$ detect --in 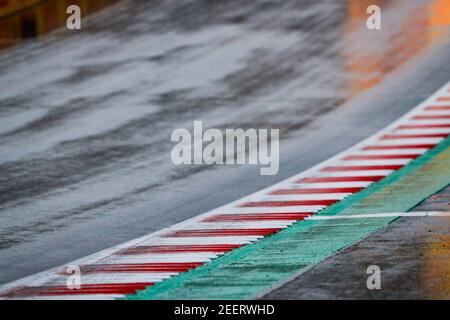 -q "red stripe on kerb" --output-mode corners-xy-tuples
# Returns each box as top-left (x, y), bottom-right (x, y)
(437, 97), (450, 102)
(412, 115), (450, 120)
(343, 154), (419, 160)
(363, 144), (435, 150)
(270, 187), (363, 194)
(77, 262), (204, 274)
(239, 200), (337, 207)
(204, 213), (311, 222)
(398, 124), (450, 129)
(381, 133), (448, 139)
(297, 176), (384, 183)
(321, 165), (402, 171)
(117, 244), (241, 255)
(425, 105), (450, 111)
(163, 228), (281, 237)
(1, 283), (153, 297)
